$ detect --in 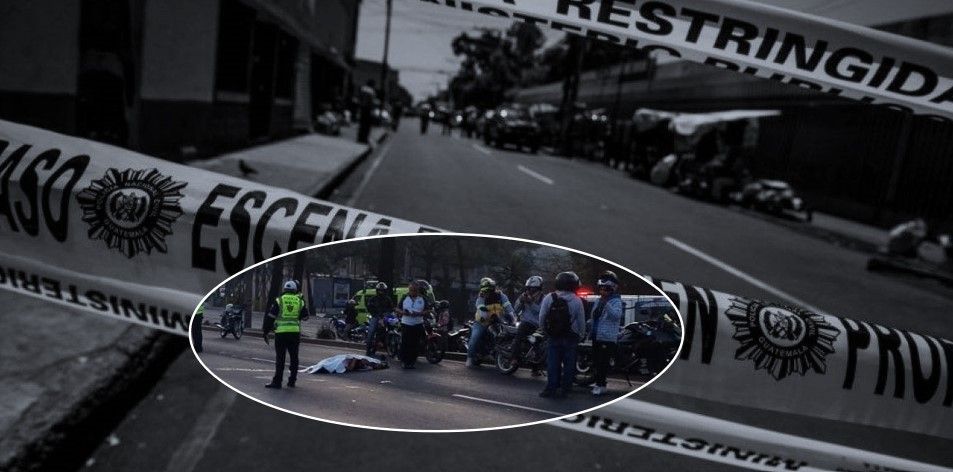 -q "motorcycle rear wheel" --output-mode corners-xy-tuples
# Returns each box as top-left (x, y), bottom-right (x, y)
(426, 342), (443, 364)
(233, 327), (243, 340)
